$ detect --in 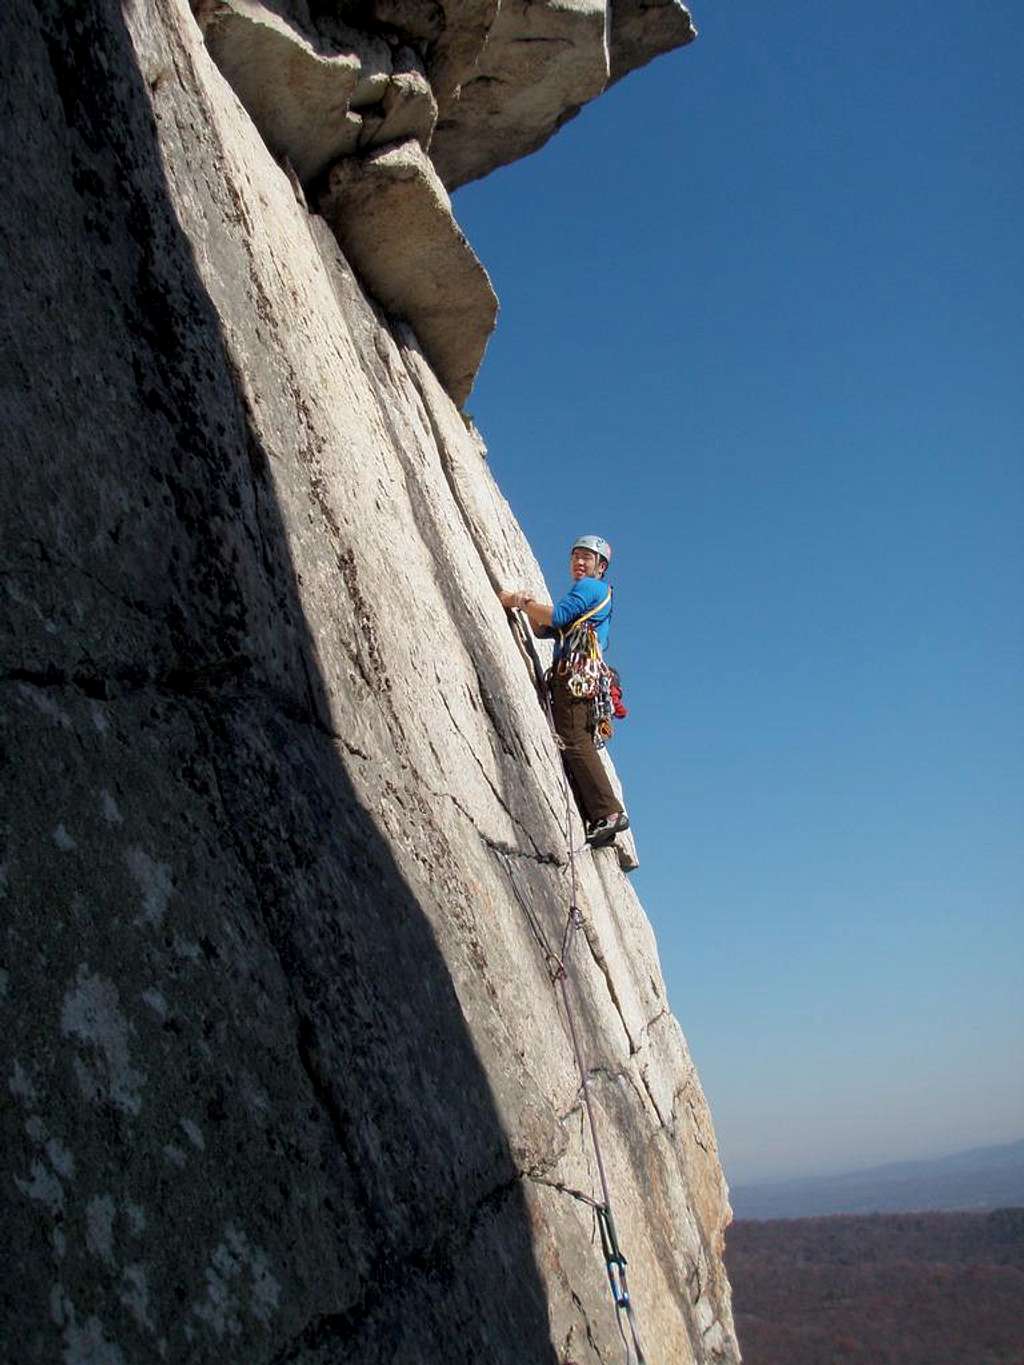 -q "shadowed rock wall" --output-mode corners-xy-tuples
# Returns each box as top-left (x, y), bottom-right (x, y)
(0, 1), (736, 1361)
